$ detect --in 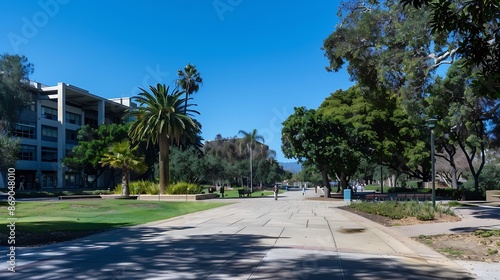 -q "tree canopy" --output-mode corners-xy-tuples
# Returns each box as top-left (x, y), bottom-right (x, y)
(400, 0), (500, 99)
(126, 84), (201, 194)
(0, 53), (34, 127)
